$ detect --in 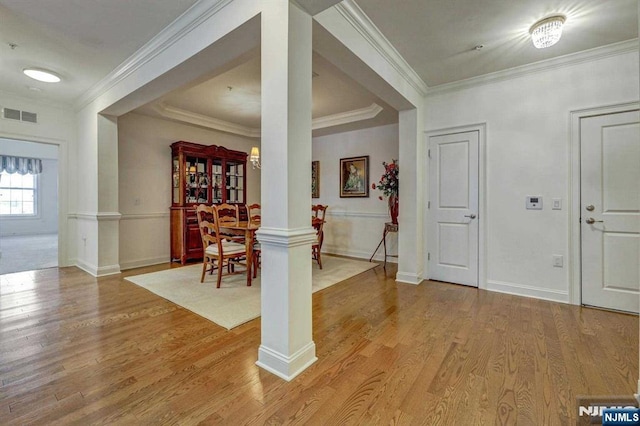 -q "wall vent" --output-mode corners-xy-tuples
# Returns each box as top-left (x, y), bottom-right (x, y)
(2, 108), (38, 123)
(21, 111), (38, 123)
(3, 108), (20, 121)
